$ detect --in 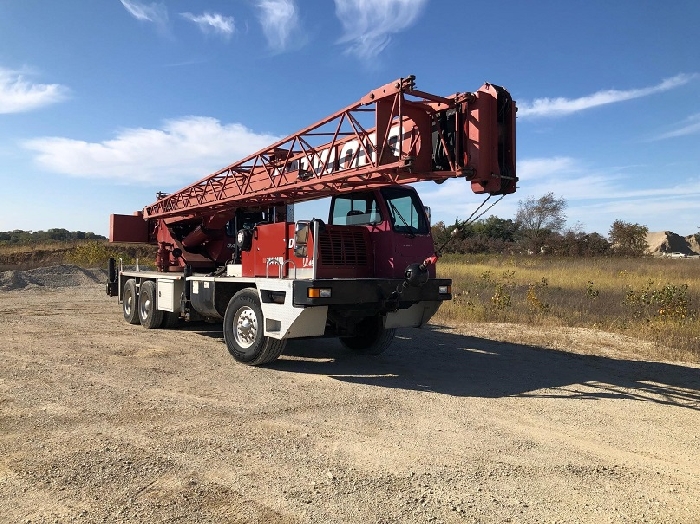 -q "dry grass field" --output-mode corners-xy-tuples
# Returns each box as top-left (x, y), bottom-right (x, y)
(435, 255), (700, 363)
(2, 241), (698, 363)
